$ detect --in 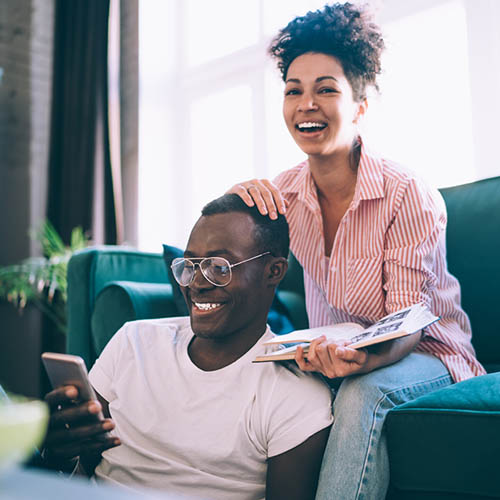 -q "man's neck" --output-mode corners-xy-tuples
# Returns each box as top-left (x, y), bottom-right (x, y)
(188, 325), (267, 371)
